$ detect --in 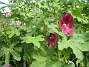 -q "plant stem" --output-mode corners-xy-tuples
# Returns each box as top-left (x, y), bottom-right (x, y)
(54, 9), (58, 26)
(74, 0), (77, 9)
(23, 60), (26, 67)
(2, 21), (9, 45)
(42, 8), (46, 37)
